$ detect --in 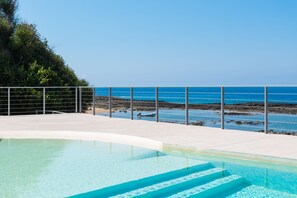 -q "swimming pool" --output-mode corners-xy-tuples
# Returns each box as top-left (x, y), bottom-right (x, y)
(0, 139), (296, 197)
